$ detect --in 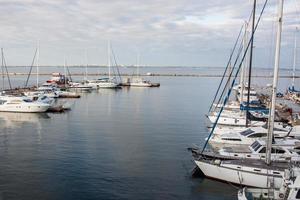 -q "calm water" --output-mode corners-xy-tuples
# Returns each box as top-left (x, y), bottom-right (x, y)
(0, 75), (241, 200)
(0, 66), (298, 200)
